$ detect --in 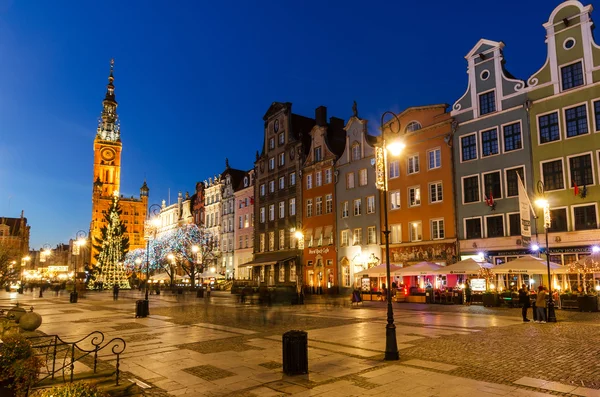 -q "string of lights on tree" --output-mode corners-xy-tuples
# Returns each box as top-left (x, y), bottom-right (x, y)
(91, 194), (130, 290)
(123, 224), (218, 274)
